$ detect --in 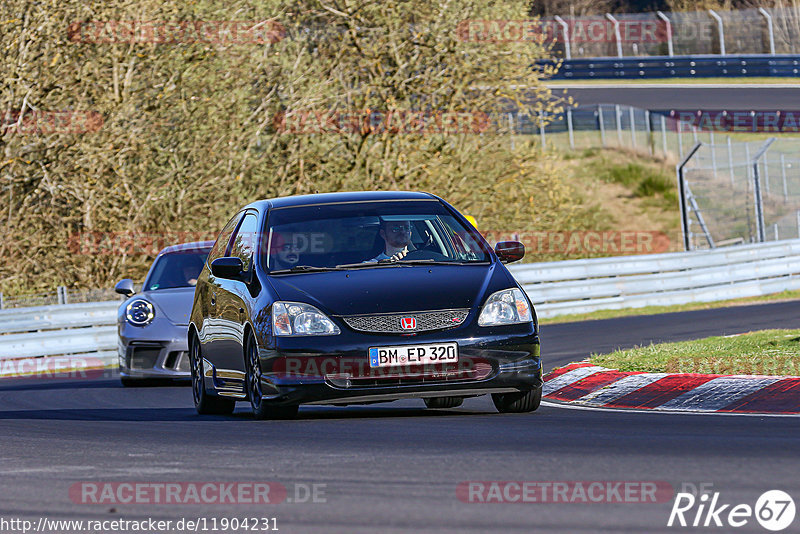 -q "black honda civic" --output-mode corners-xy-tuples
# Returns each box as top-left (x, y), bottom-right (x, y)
(189, 191), (542, 419)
